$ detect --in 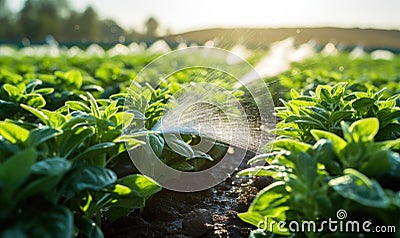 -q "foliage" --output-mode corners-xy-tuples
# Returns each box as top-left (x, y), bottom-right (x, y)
(0, 0), (156, 42)
(276, 83), (400, 143)
(267, 53), (400, 104)
(240, 52), (400, 238)
(1, 46), (400, 238)
(0, 52), (164, 237)
(239, 118), (400, 237)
